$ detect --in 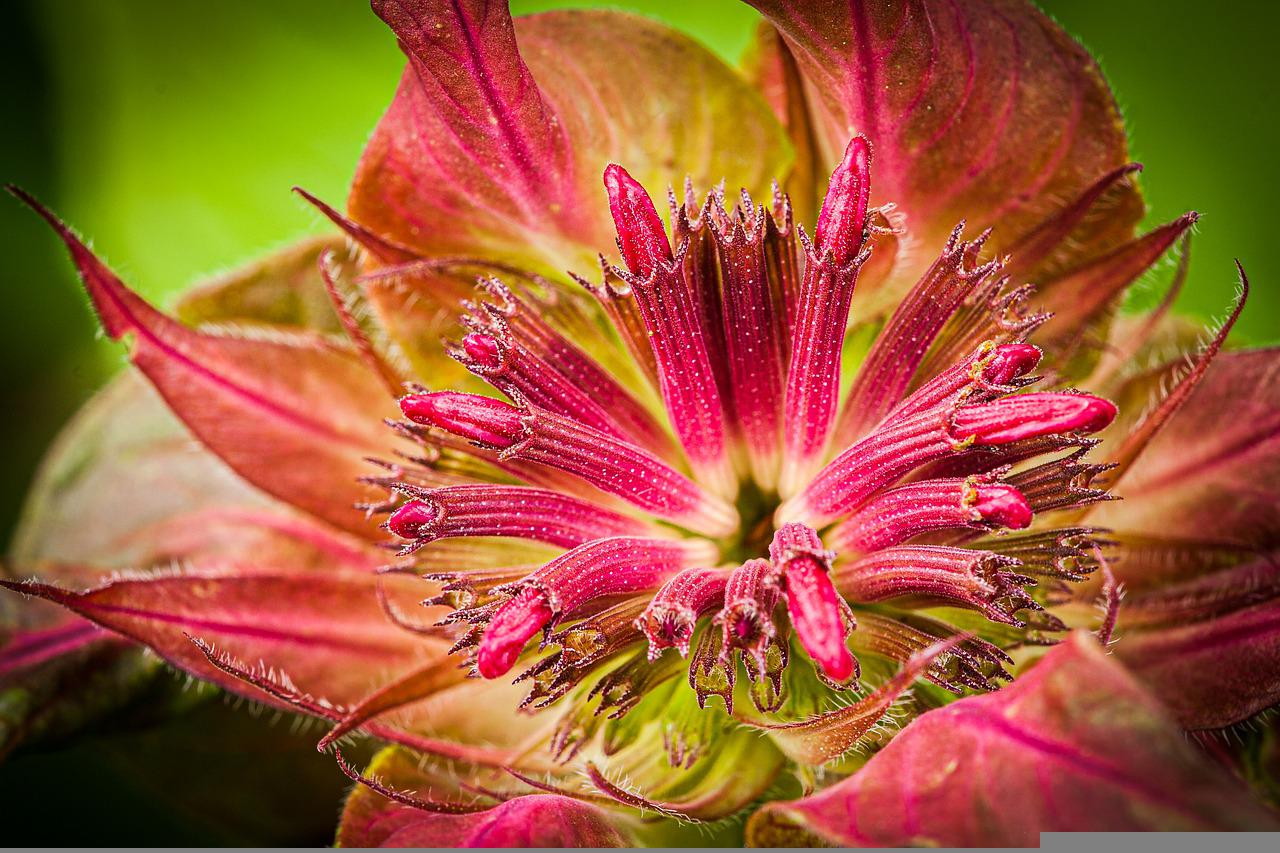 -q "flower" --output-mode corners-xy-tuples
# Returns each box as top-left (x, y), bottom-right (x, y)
(4, 0), (1279, 846)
